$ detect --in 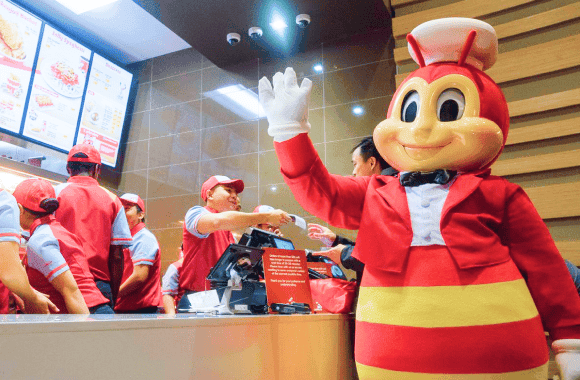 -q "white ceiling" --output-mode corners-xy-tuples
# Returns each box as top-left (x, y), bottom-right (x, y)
(14, 0), (191, 64)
